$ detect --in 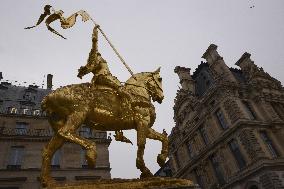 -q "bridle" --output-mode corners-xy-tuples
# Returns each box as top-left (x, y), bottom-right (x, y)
(122, 72), (163, 97)
(150, 73), (163, 92)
